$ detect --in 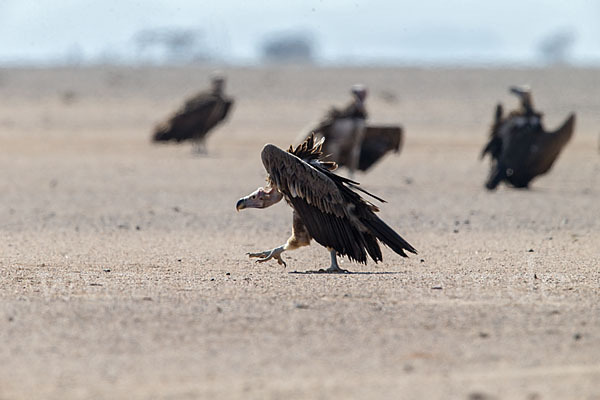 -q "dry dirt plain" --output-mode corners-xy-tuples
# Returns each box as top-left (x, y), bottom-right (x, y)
(0, 66), (599, 399)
